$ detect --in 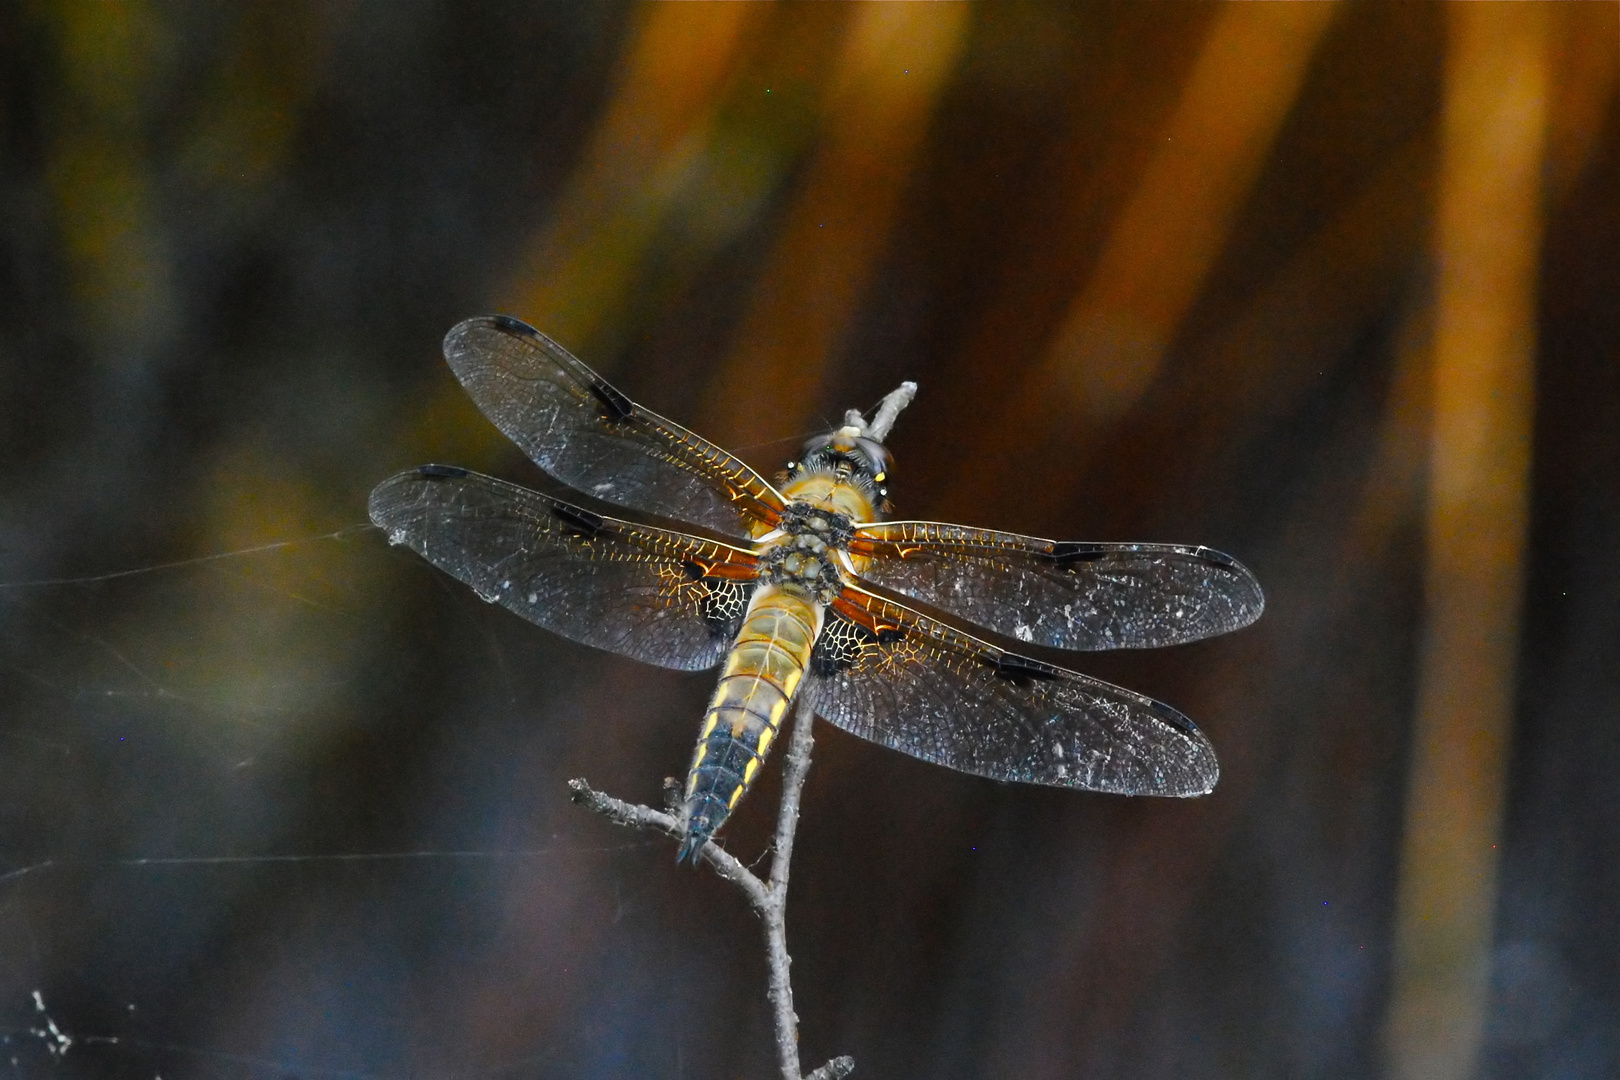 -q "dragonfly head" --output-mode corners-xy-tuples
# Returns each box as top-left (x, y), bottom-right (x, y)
(786, 424), (892, 501)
